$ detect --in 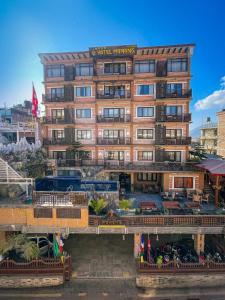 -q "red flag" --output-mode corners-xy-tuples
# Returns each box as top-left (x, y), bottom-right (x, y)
(32, 84), (38, 118)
